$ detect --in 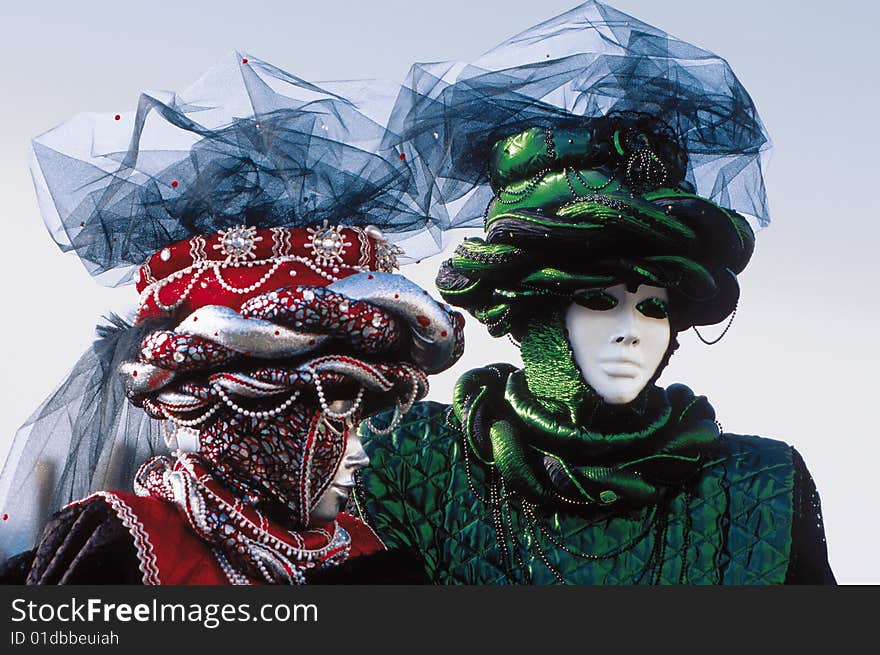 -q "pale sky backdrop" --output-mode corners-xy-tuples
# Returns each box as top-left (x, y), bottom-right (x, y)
(0, 0), (876, 583)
